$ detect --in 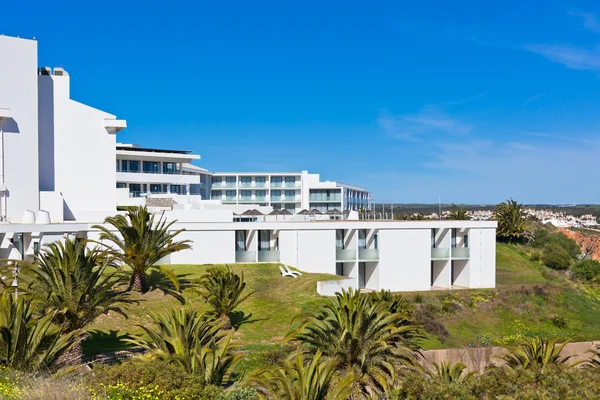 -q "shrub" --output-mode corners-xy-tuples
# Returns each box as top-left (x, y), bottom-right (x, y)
(551, 316), (567, 329)
(414, 303), (449, 343)
(541, 245), (572, 270)
(223, 386), (258, 400)
(92, 361), (224, 400)
(533, 229), (581, 259)
(571, 259), (600, 281)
